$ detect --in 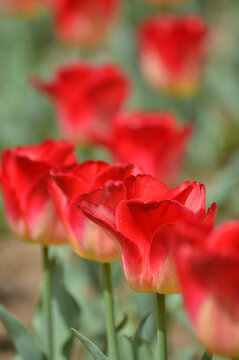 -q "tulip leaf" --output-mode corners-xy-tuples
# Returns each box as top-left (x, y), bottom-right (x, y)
(134, 312), (152, 346)
(34, 252), (81, 360)
(71, 328), (108, 360)
(202, 352), (213, 360)
(116, 313), (128, 333)
(0, 304), (45, 360)
(124, 313), (153, 360)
